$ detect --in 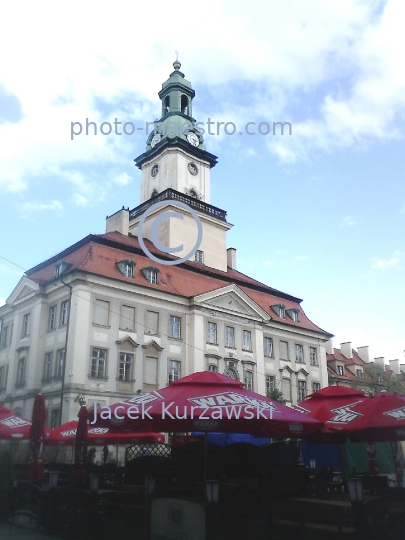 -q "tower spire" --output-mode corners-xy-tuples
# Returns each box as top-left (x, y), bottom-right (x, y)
(173, 50), (181, 71)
